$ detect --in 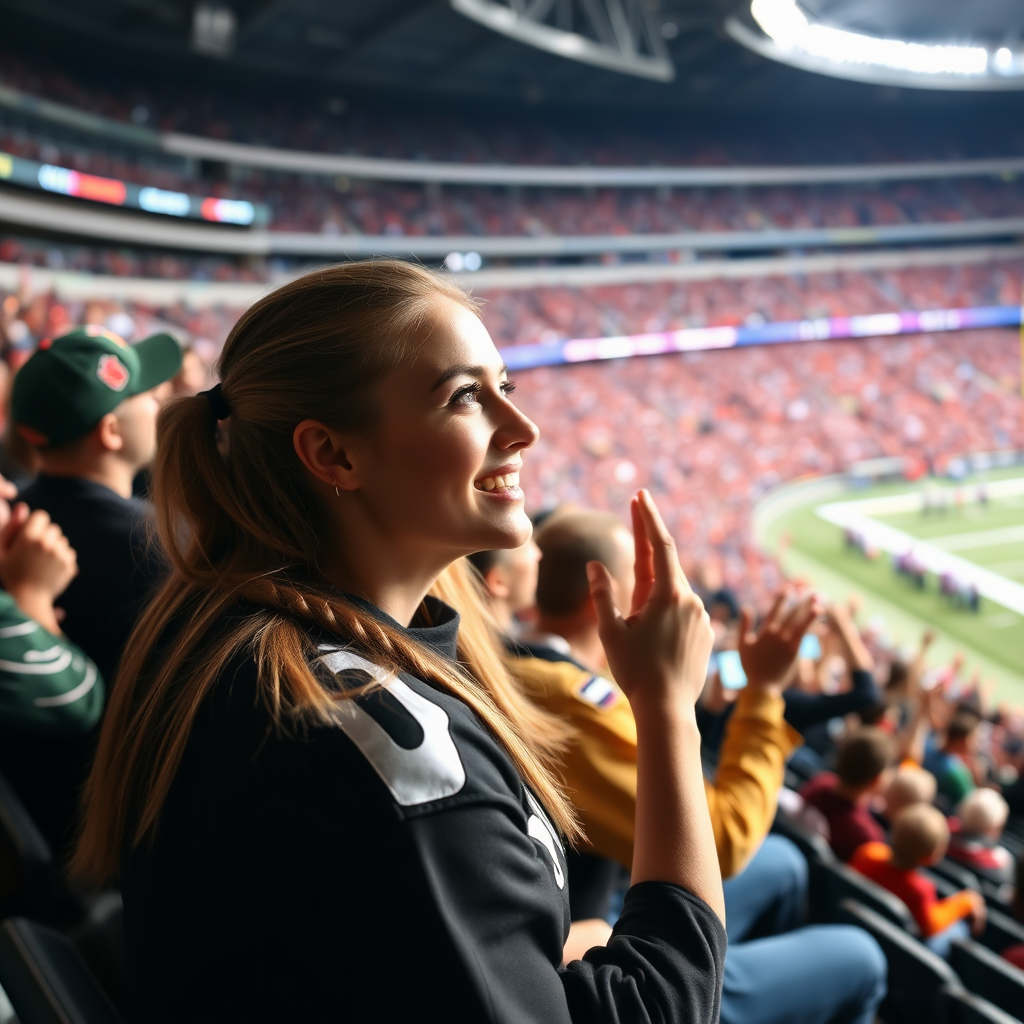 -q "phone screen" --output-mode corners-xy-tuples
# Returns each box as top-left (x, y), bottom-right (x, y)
(717, 650), (748, 690)
(799, 633), (822, 662)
